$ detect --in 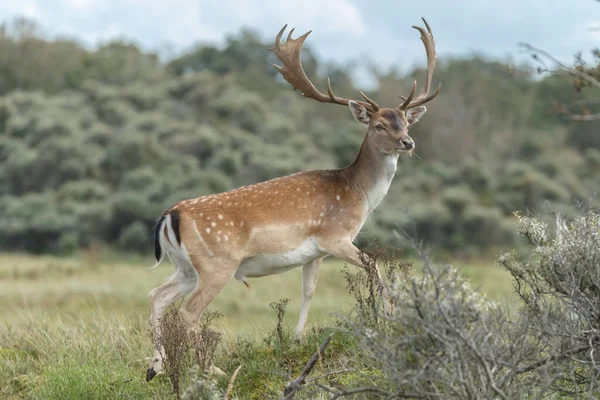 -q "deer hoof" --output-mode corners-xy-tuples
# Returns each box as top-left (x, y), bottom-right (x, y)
(146, 367), (157, 382)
